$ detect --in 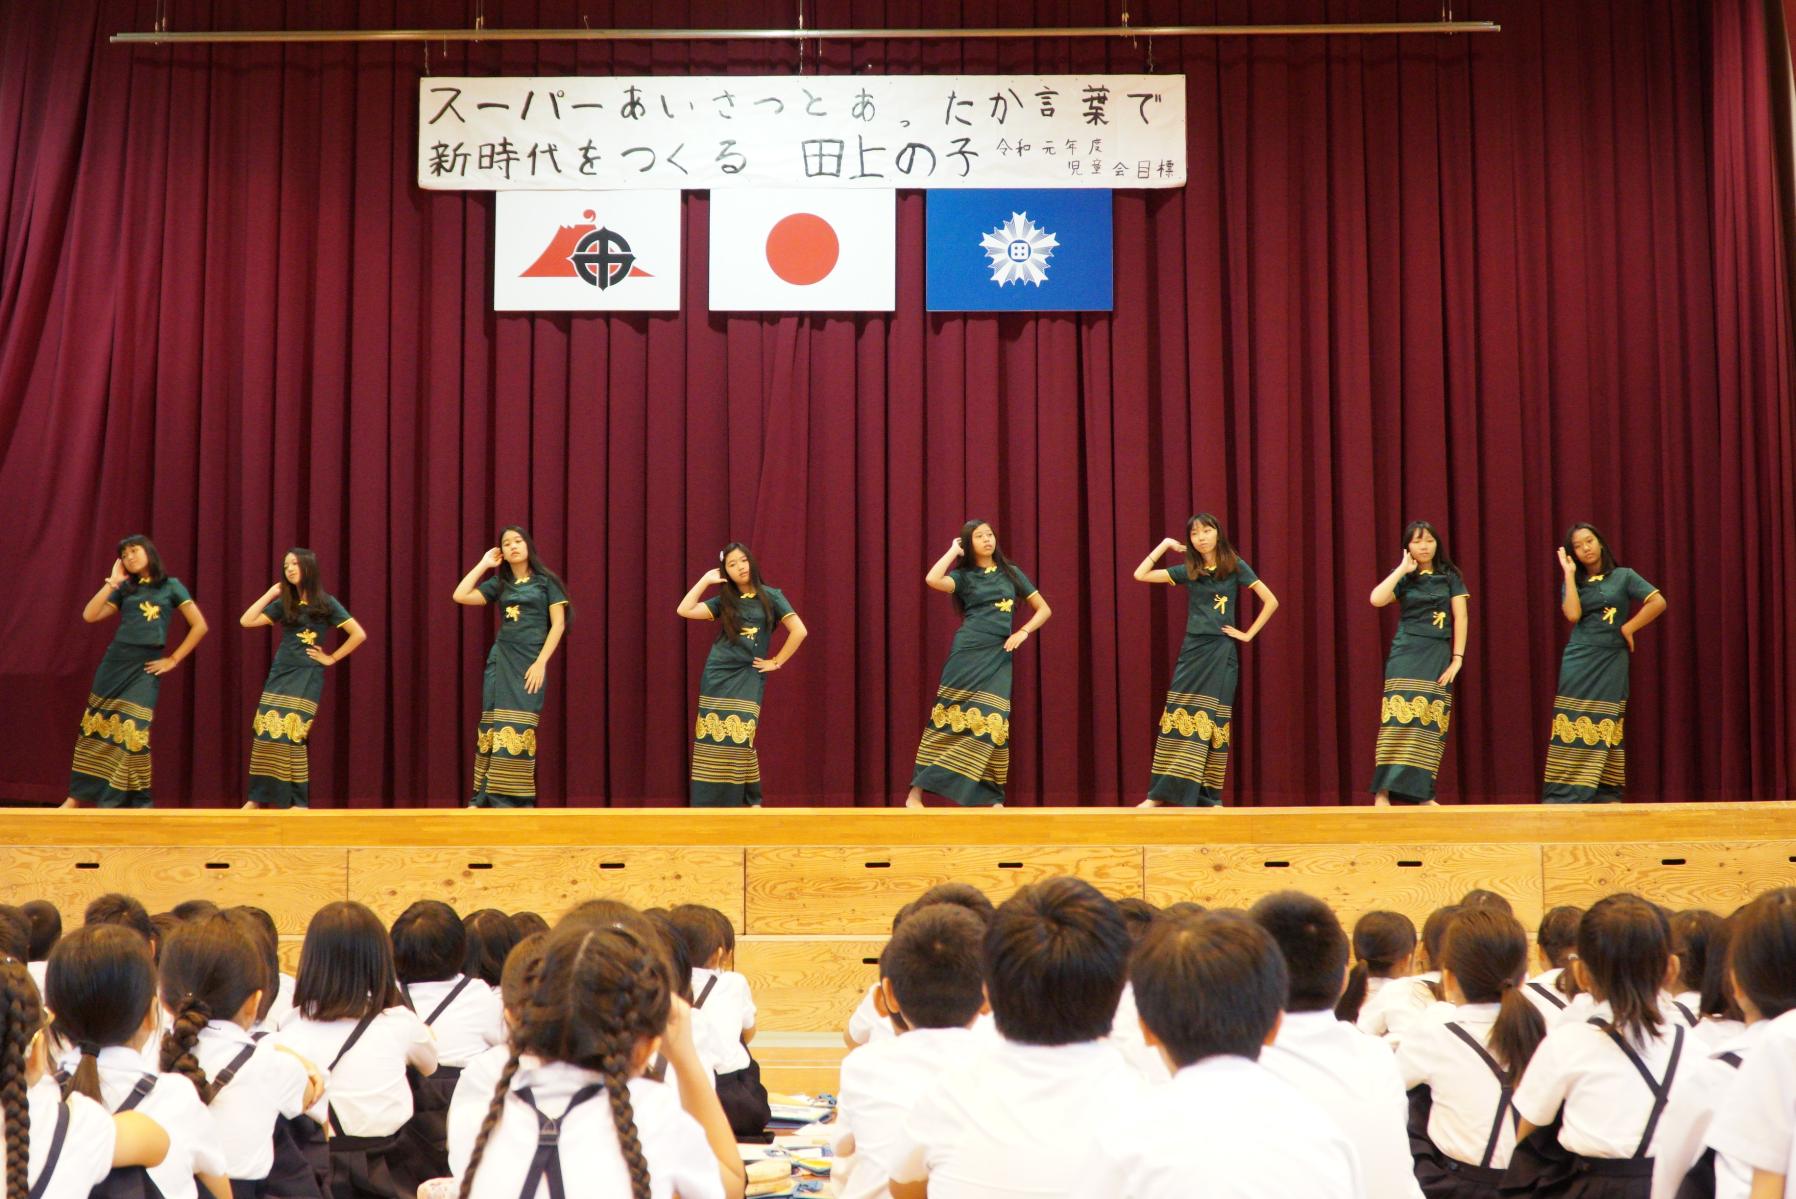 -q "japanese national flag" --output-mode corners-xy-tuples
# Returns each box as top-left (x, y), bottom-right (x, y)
(707, 189), (896, 312)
